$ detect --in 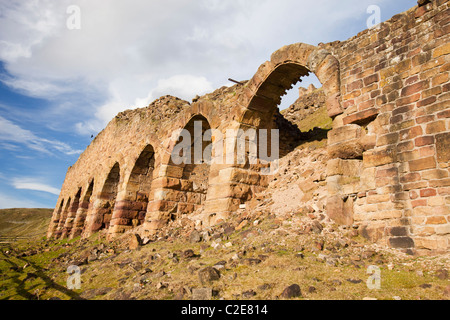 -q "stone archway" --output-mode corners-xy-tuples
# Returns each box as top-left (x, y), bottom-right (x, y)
(144, 114), (214, 234)
(109, 145), (156, 236)
(61, 187), (82, 238)
(86, 163), (121, 235)
(167, 114), (212, 217)
(203, 43), (342, 218)
(240, 43), (341, 127)
(47, 199), (64, 238)
(54, 198), (71, 239)
(70, 179), (94, 239)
